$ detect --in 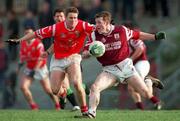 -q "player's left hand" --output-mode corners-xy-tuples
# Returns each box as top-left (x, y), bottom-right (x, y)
(40, 52), (48, 58)
(155, 31), (166, 40)
(5, 39), (20, 44)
